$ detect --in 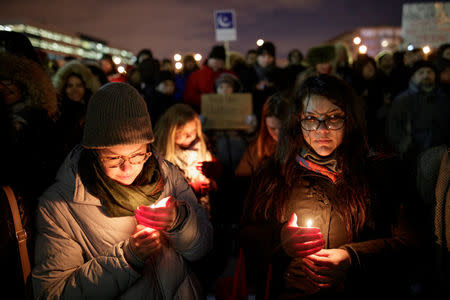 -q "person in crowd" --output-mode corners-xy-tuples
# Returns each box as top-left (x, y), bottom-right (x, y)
(351, 55), (390, 151)
(295, 44), (336, 90)
(87, 64), (109, 86)
(390, 48), (424, 98)
(100, 54), (126, 82)
(235, 92), (290, 178)
(284, 49), (306, 92)
(249, 41), (287, 121)
(334, 43), (353, 85)
(240, 74), (420, 299)
(52, 60), (101, 159)
(246, 49), (258, 66)
(0, 31), (59, 299)
(153, 103), (217, 216)
(174, 55), (199, 102)
(160, 58), (174, 73)
(415, 144), (449, 297)
(31, 82), (213, 299)
(146, 70), (176, 125)
(434, 43), (450, 94)
(183, 45), (234, 113)
(386, 60), (450, 164)
(375, 50), (395, 78)
(128, 48), (160, 92)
